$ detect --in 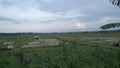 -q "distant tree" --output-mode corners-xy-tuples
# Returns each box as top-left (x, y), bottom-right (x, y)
(110, 0), (120, 7)
(100, 23), (120, 30)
